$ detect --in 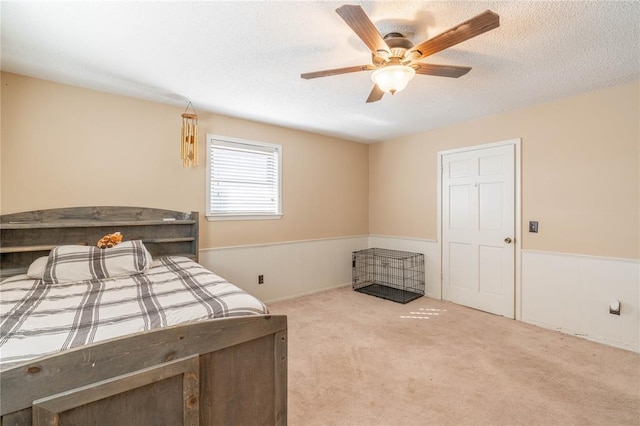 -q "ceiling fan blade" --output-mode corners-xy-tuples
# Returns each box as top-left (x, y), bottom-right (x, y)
(408, 10), (499, 61)
(366, 85), (384, 103)
(336, 5), (390, 57)
(414, 63), (472, 78)
(301, 65), (373, 80)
